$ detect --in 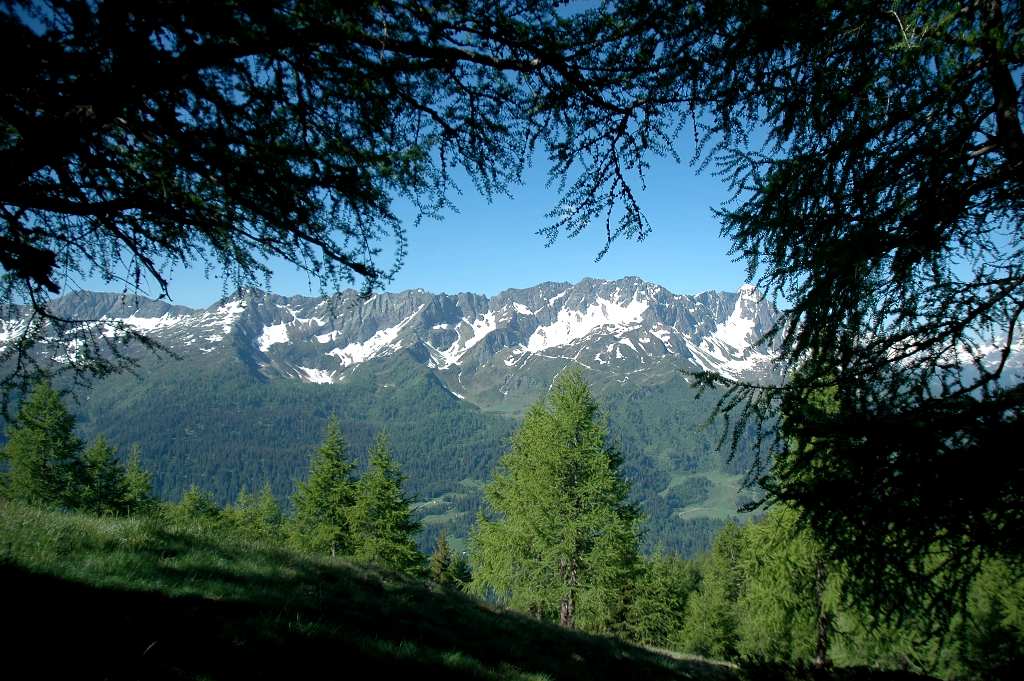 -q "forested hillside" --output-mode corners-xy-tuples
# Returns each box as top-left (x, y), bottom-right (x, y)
(58, 346), (751, 556)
